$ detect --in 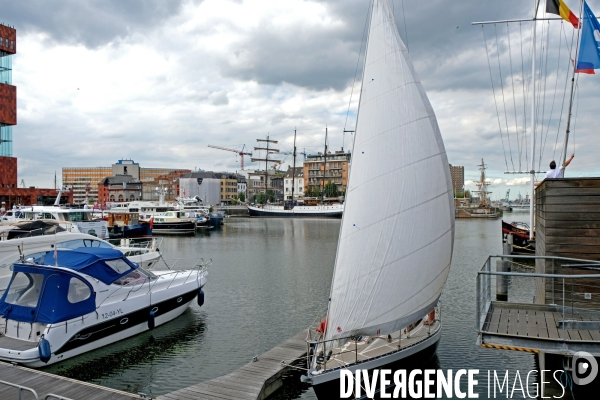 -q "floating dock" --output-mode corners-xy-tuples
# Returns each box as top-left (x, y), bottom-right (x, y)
(158, 329), (308, 400)
(0, 360), (139, 399)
